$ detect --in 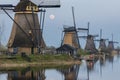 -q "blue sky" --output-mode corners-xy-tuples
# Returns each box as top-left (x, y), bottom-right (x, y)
(0, 0), (120, 48)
